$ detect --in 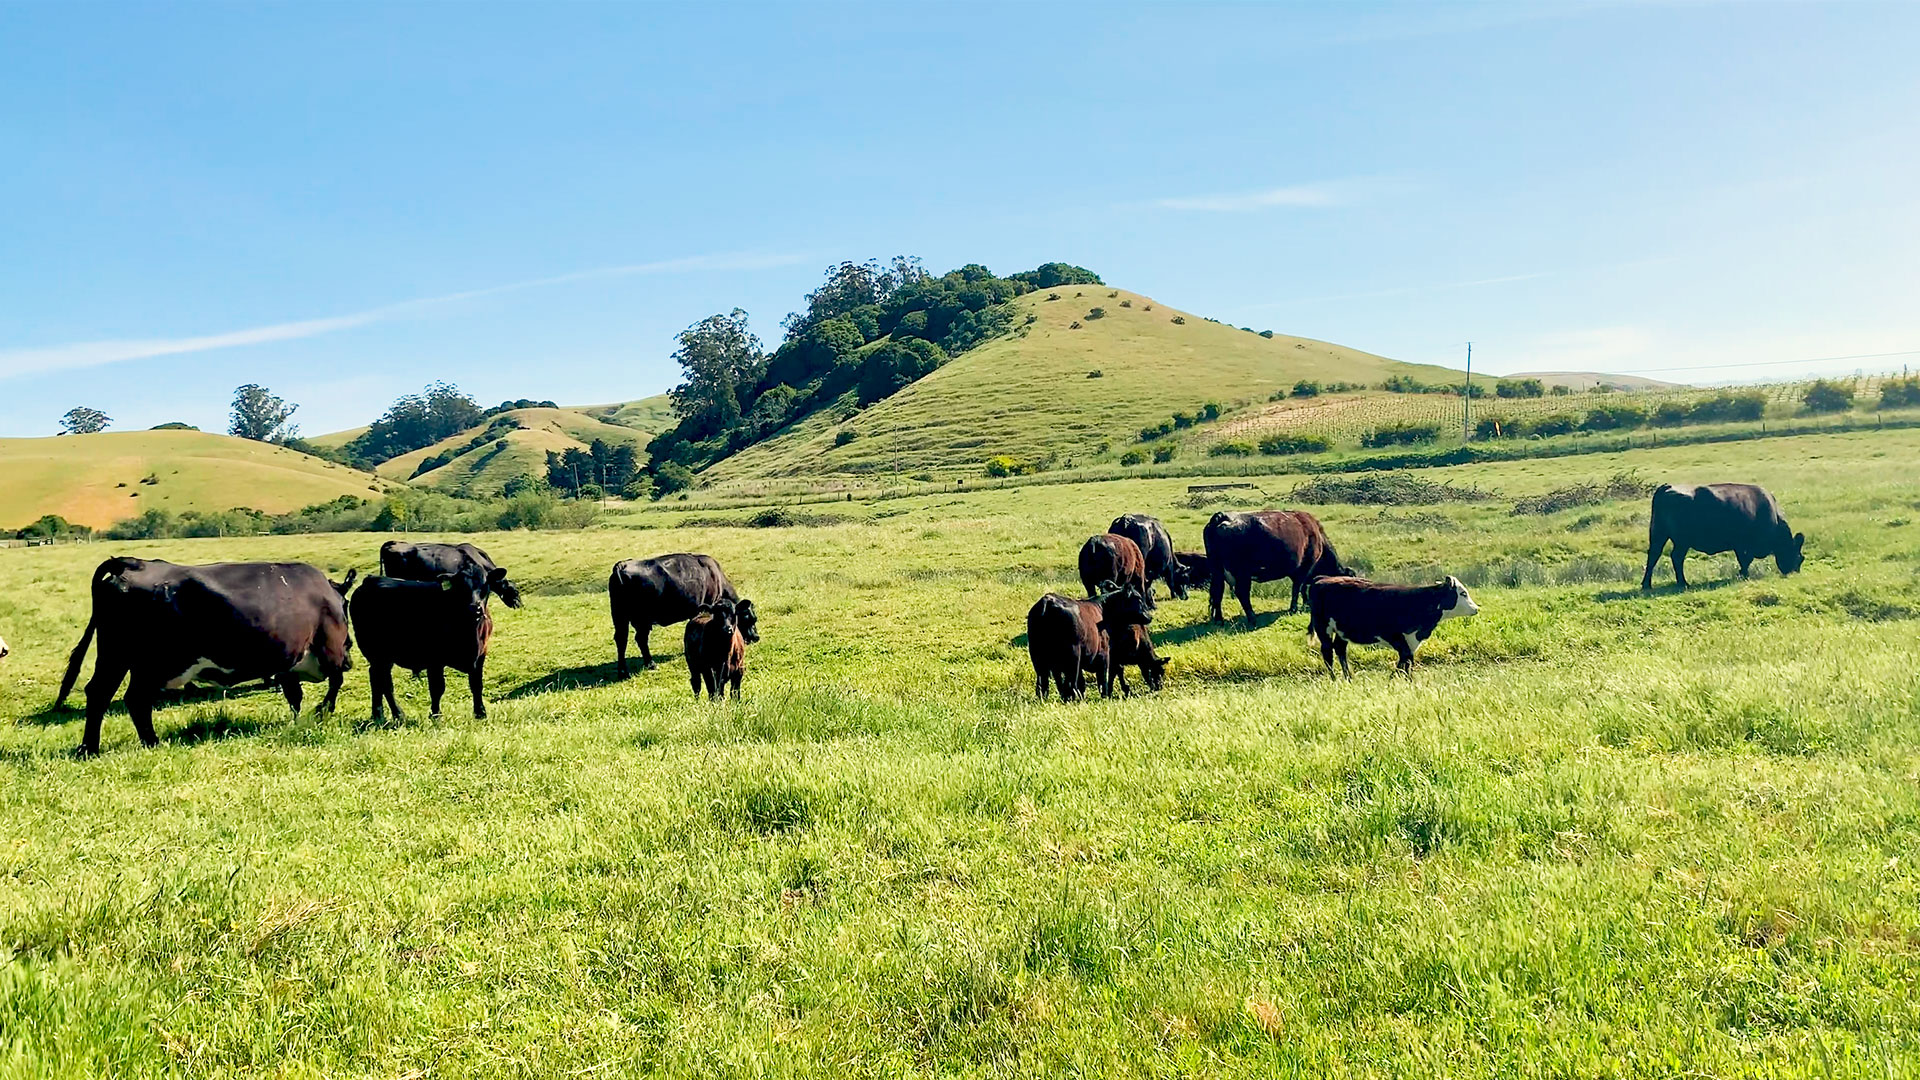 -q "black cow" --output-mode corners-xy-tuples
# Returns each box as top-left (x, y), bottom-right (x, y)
(609, 553), (758, 676)
(1026, 583), (1154, 702)
(684, 598), (748, 701)
(1170, 551), (1212, 596)
(380, 541), (523, 609)
(1642, 482), (1805, 591)
(1108, 514), (1184, 599)
(1307, 575), (1480, 679)
(56, 559), (356, 755)
(1110, 620), (1167, 695)
(1078, 534), (1154, 601)
(350, 566), (493, 722)
(1203, 510), (1351, 627)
